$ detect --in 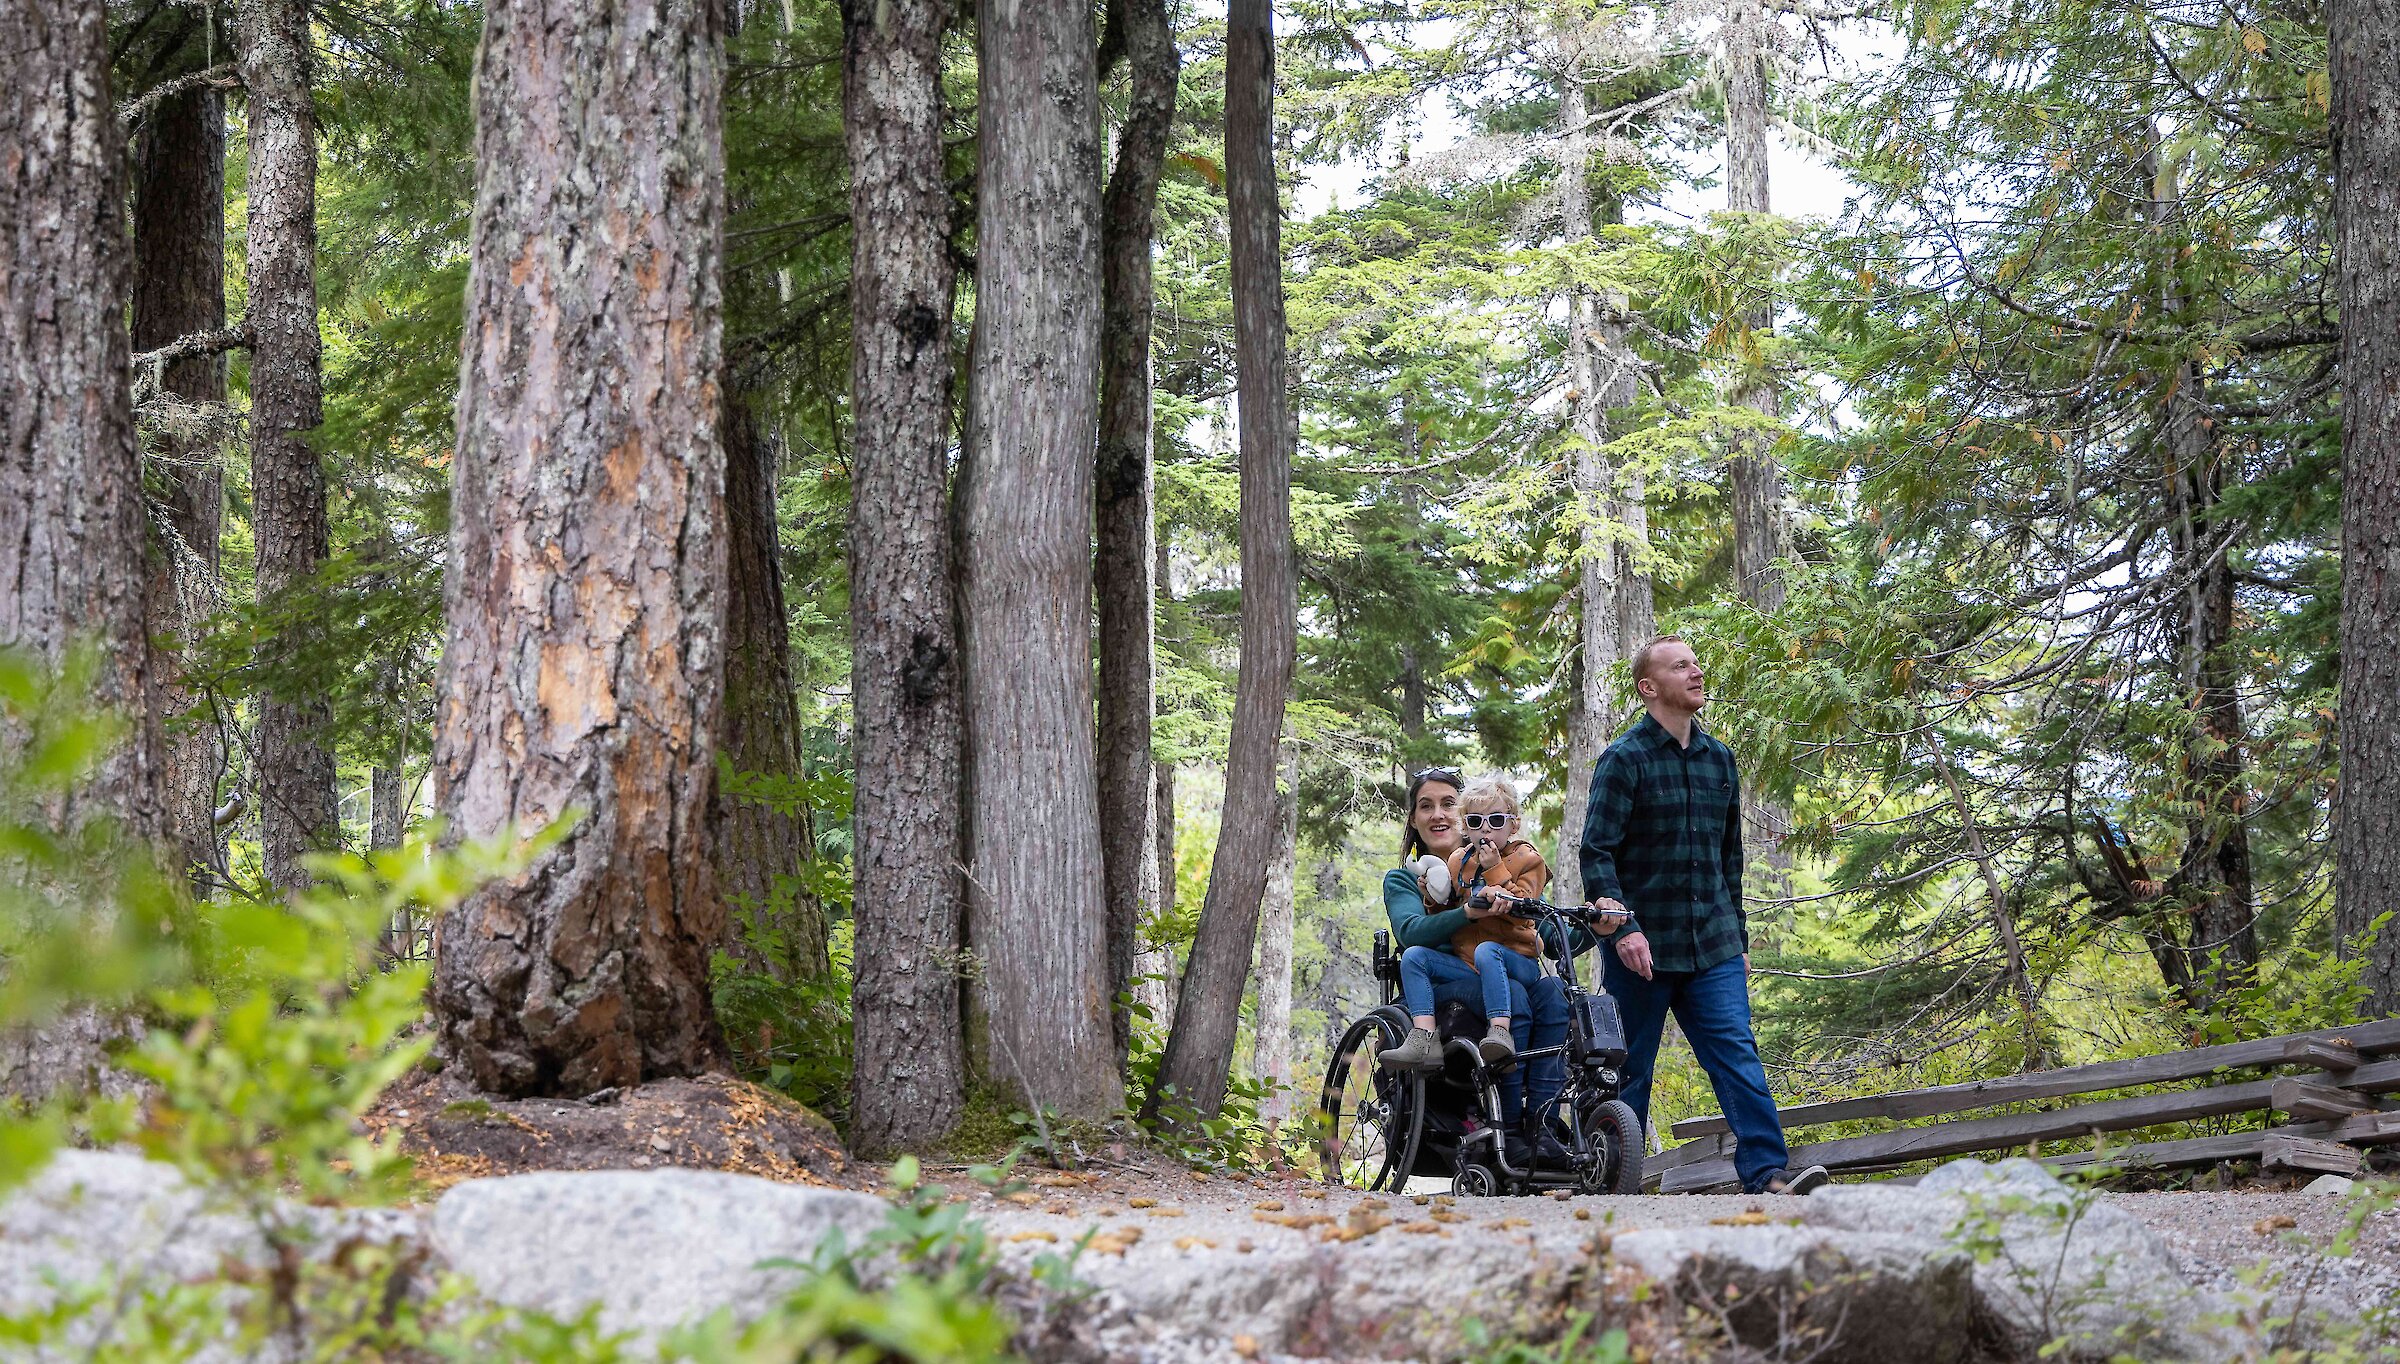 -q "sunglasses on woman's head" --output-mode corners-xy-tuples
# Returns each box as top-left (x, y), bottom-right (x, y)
(1411, 766), (1462, 787)
(1462, 813), (1514, 831)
